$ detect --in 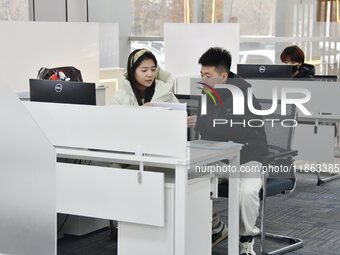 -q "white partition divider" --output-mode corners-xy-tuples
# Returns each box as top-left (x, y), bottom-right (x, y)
(293, 124), (335, 162)
(164, 23), (239, 94)
(23, 102), (187, 158)
(248, 79), (340, 115)
(99, 23), (120, 68)
(174, 75), (197, 95)
(248, 79), (340, 163)
(0, 82), (56, 255)
(0, 21), (101, 92)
